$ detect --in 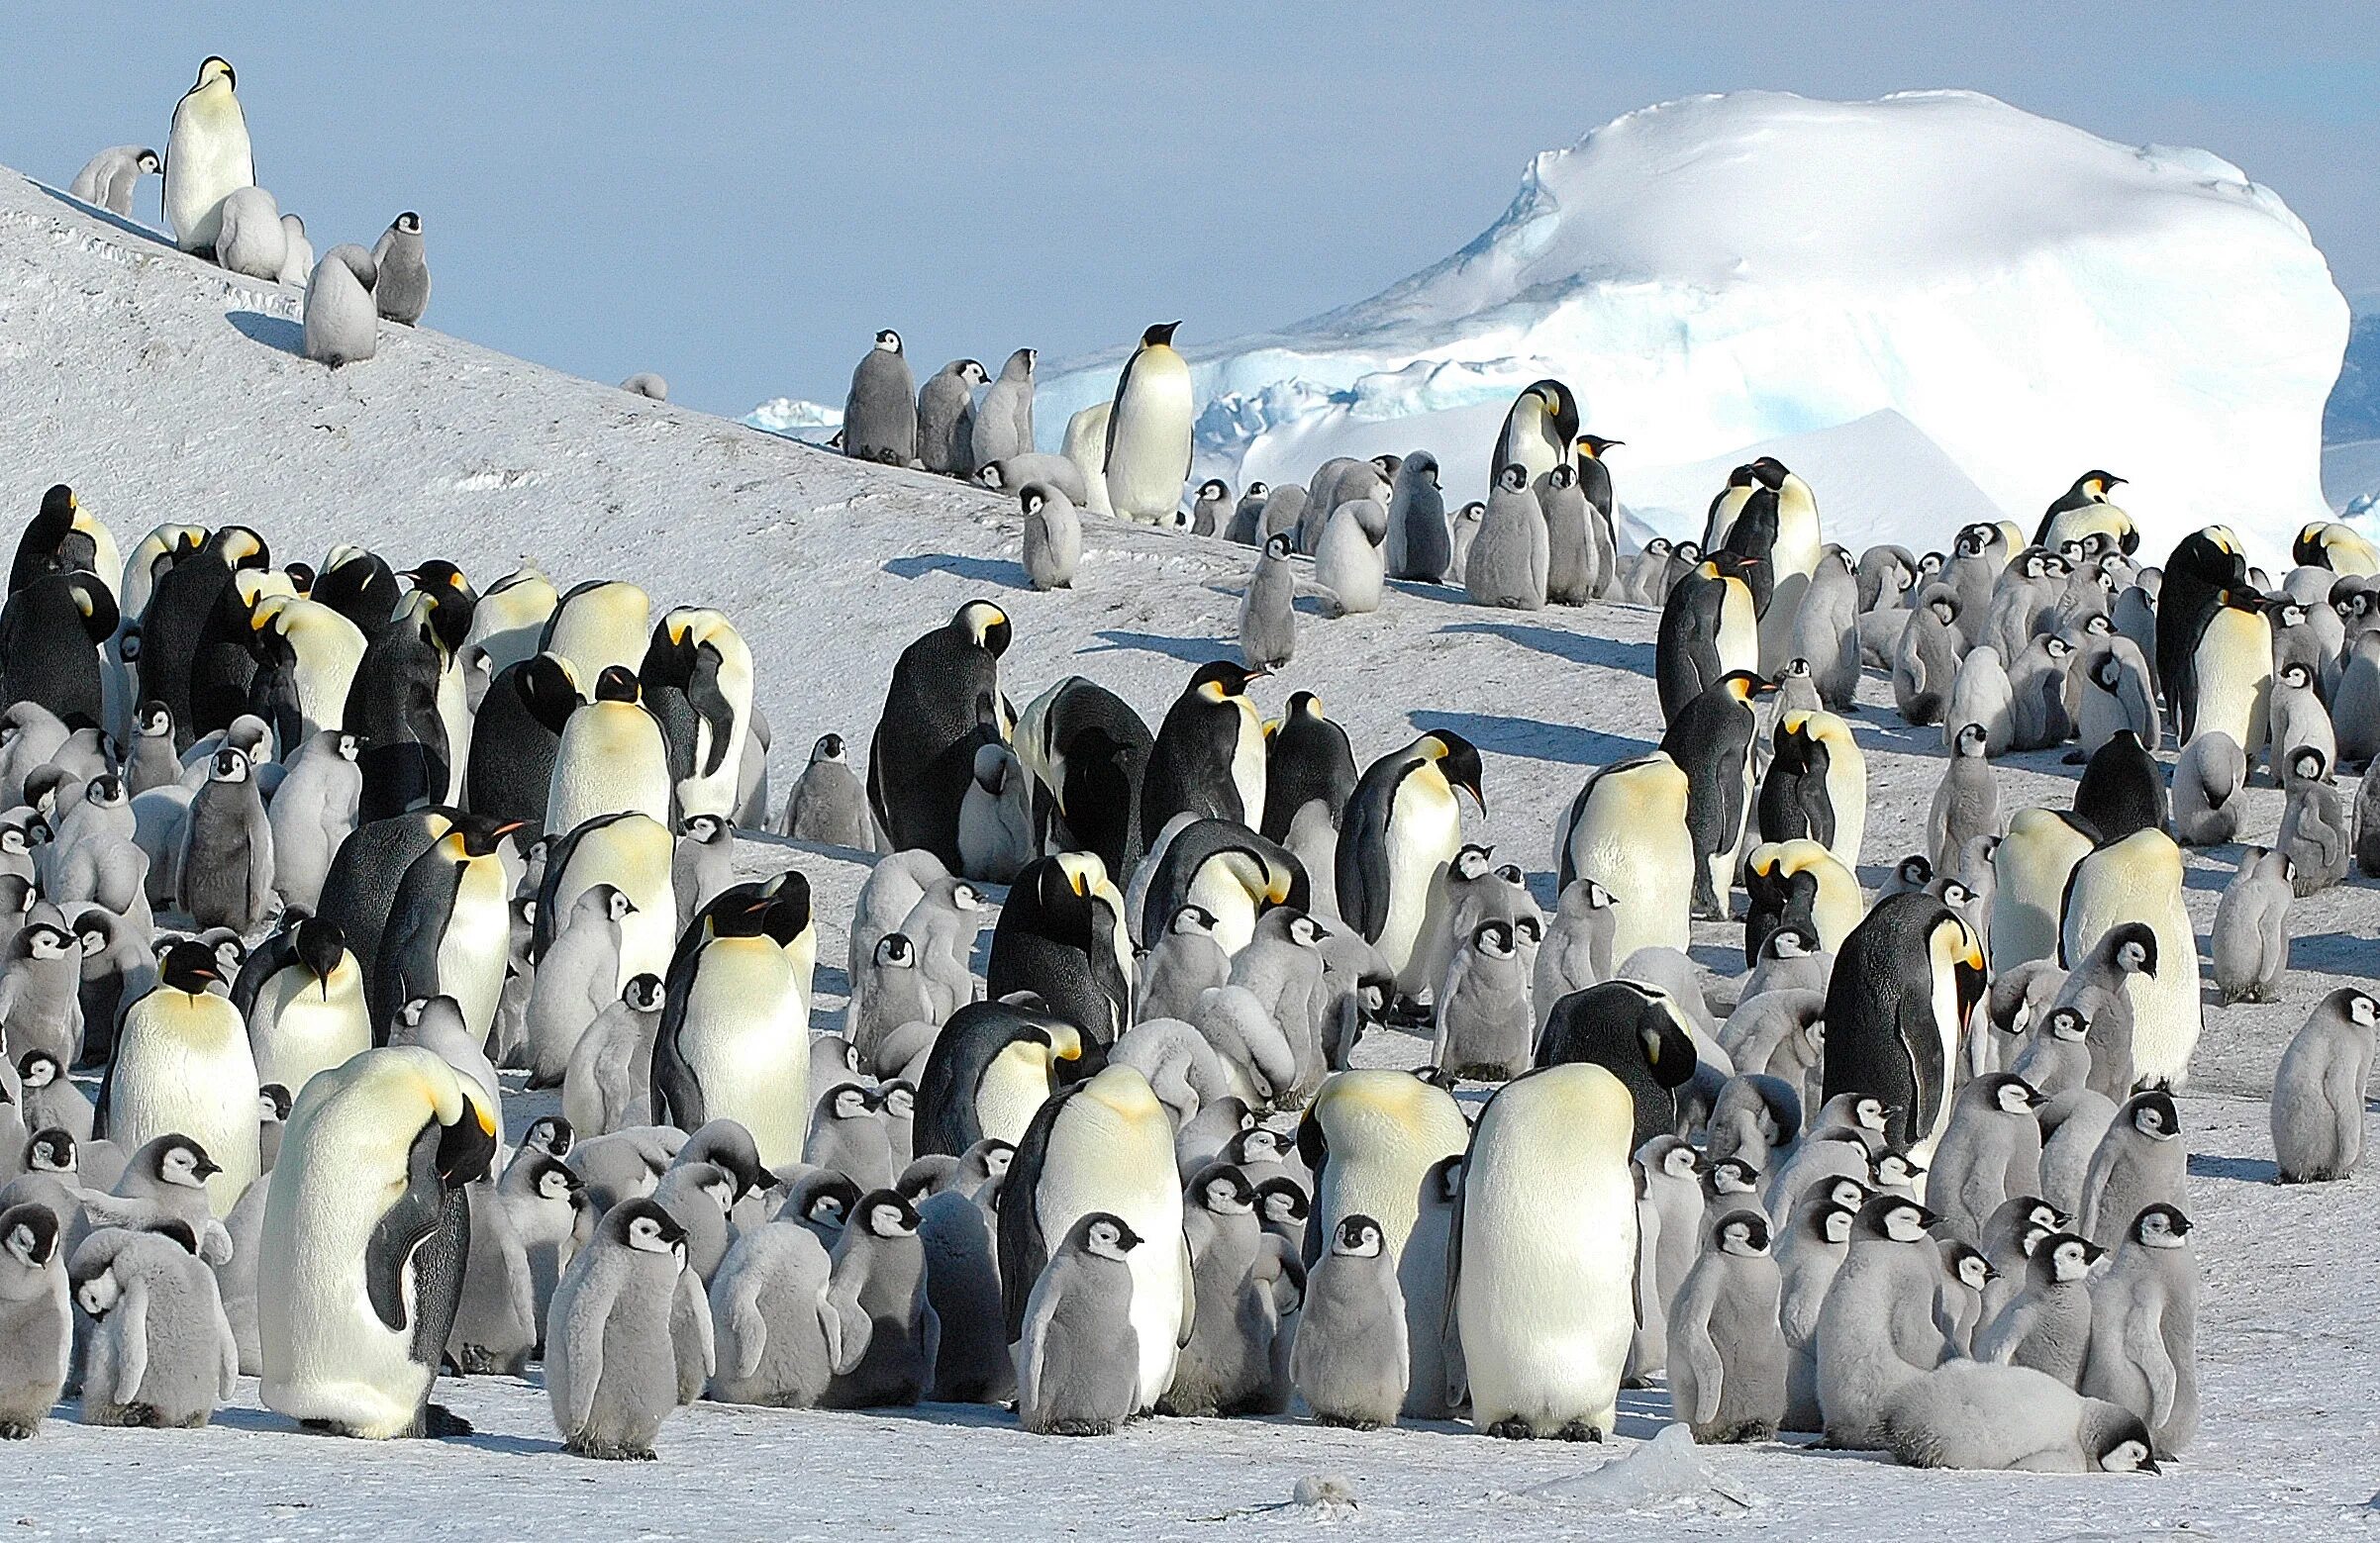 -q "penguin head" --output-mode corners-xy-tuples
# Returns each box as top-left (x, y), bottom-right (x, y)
(453, 815), (526, 859)
(1283, 912), (1331, 949)
(1140, 322), (1181, 348)
(1716, 669), (1774, 705)
(258, 1084), (293, 1122)
(526, 1118), (575, 1164)
(1544, 463), (1576, 491)
(2036, 1232), (2103, 1285)
(1872, 1150), (1924, 1190)
(157, 938), (222, 996)
(857, 1190), (921, 1239)
(1198, 479), (1230, 502)
(593, 664), (641, 704)
(2105, 922), (2159, 979)
(1451, 843), (1494, 882)
(873, 330), (903, 353)
(135, 702), (170, 738)
(812, 732), (846, 763)
(1332, 1214), (1385, 1257)
(2288, 744), (2329, 783)
(152, 1134), (221, 1191)
(2043, 1006), (2090, 1042)
(880, 1082), (914, 1120)
(1859, 1195), (1938, 1244)
(1192, 1163), (1256, 1216)
(1255, 1177), (1309, 1227)
(1458, 501), (1487, 526)
(1495, 463), (1529, 493)
(970, 740), (1015, 793)
(1712, 1210), (1770, 1257)
(1577, 434), (1622, 459)
(1647, 1138), (1700, 1182)
(1190, 660), (1264, 703)
(623, 974), (665, 1013)
(2132, 1204), (2192, 1249)
(1746, 456), (1790, 491)
(954, 600), (1011, 656)
(1816, 1176), (1871, 1213)
(2088, 654), (2126, 693)
(1846, 1096), (1889, 1134)
(1894, 855), (1933, 890)
(208, 745), (251, 784)
(1946, 1242), (1993, 1293)
(27, 1129), (74, 1174)
(1079, 1211), (1143, 1261)
(611, 1198), (688, 1262)
(1809, 1201), (1857, 1247)
(1262, 532), (1294, 560)
(193, 56), (237, 91)
(1705, 1156), (1762, 1197)
(393, 211), (422, 236)
(2125, 1090), (2179, 1140)
(2339, 990), (2379, 1029)
(602, 885), (640, 922)
(681, 814), (728, 845)
(529, 1155), (585, 1207)
(21, 922), (71, 963)
(1169, 905), (1218, 938)
(875, 932), (916, 969)
(1512, 914), (1540, 948)
(1417, 728), (1486, 817)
